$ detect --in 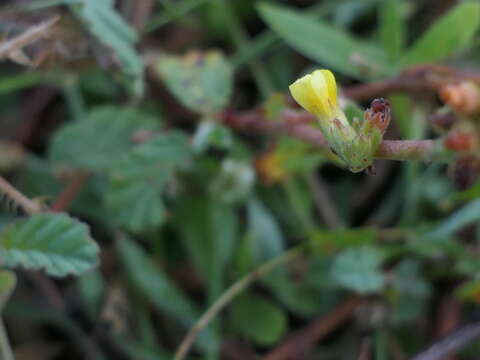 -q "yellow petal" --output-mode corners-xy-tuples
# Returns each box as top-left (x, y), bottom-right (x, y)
(319, 69), (337, 107)
(289, 74), (316, 114)
(310, 70), (331, 118)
